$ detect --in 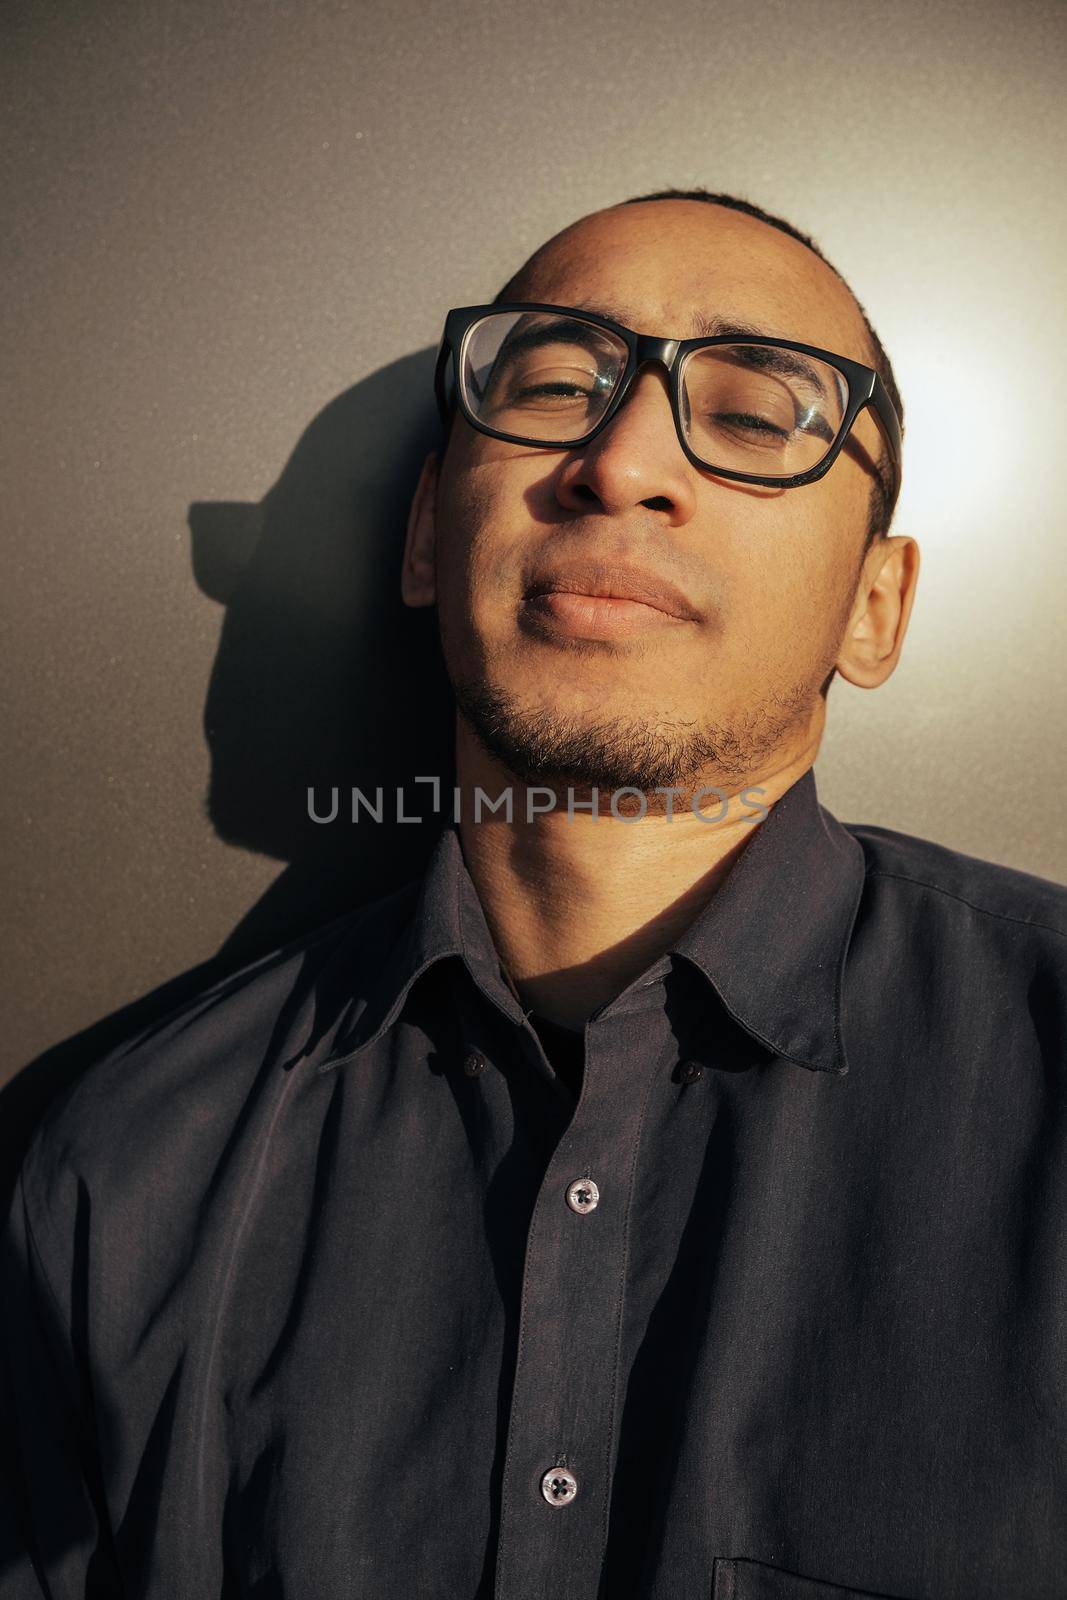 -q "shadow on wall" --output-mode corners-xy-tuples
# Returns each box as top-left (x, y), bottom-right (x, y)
(0, 347), (456, 1217)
